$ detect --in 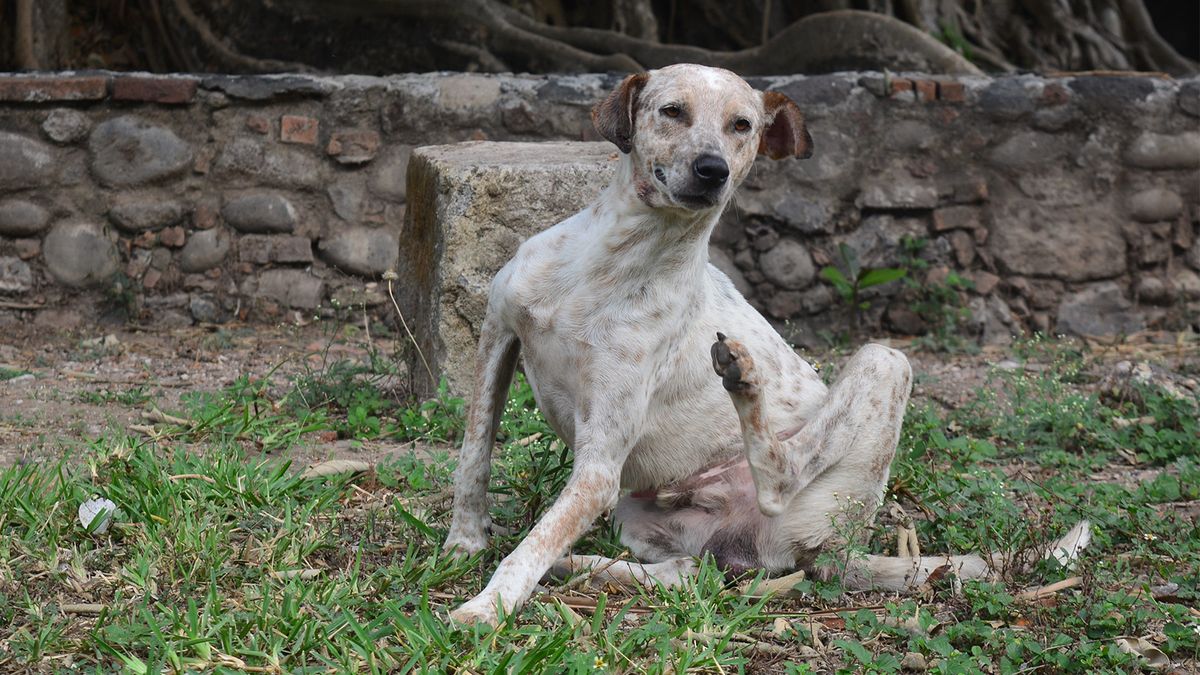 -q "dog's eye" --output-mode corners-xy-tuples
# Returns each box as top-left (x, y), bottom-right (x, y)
(660, 104), (682, 118)
(733, 118), (751, 132)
